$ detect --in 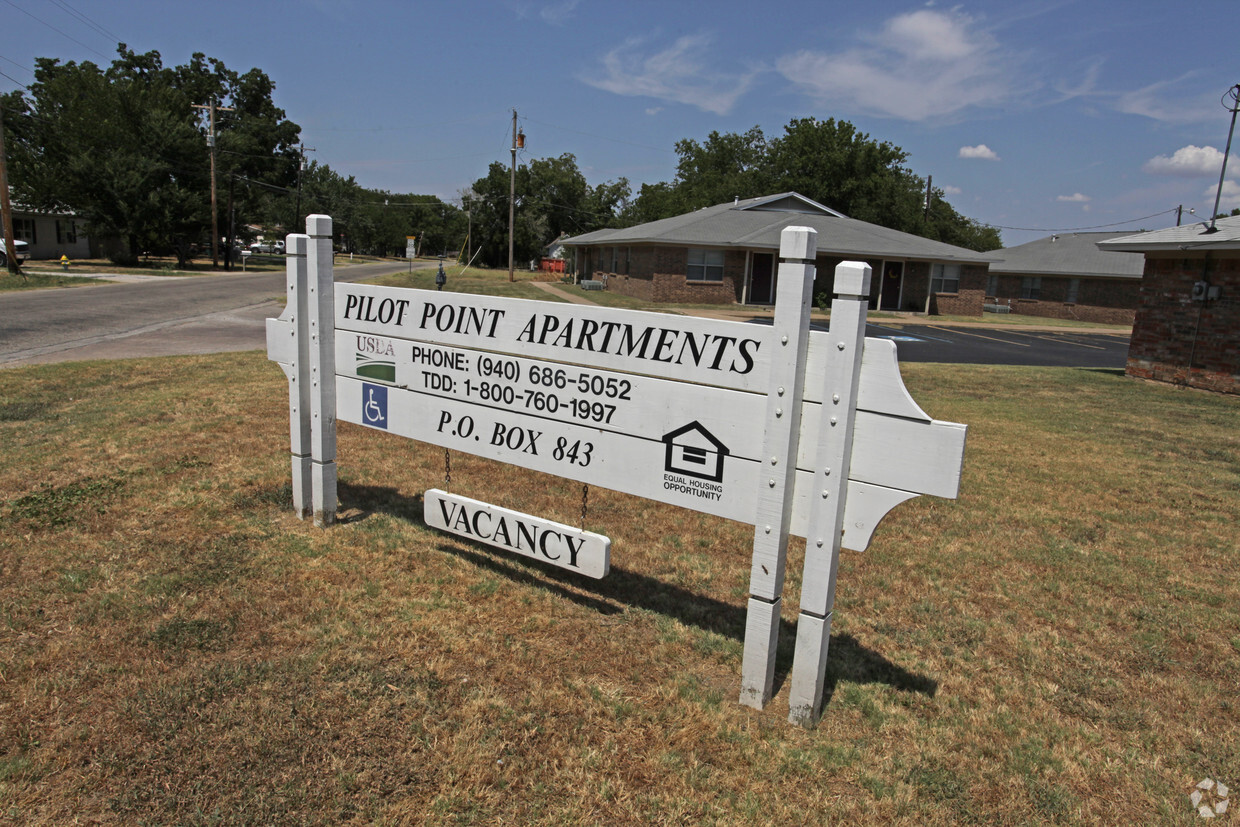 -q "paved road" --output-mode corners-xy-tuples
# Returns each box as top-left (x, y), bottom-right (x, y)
(862, 322), (1130, 368)
(1, 267), (1130, 370)
(0, 259), (427, 367)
